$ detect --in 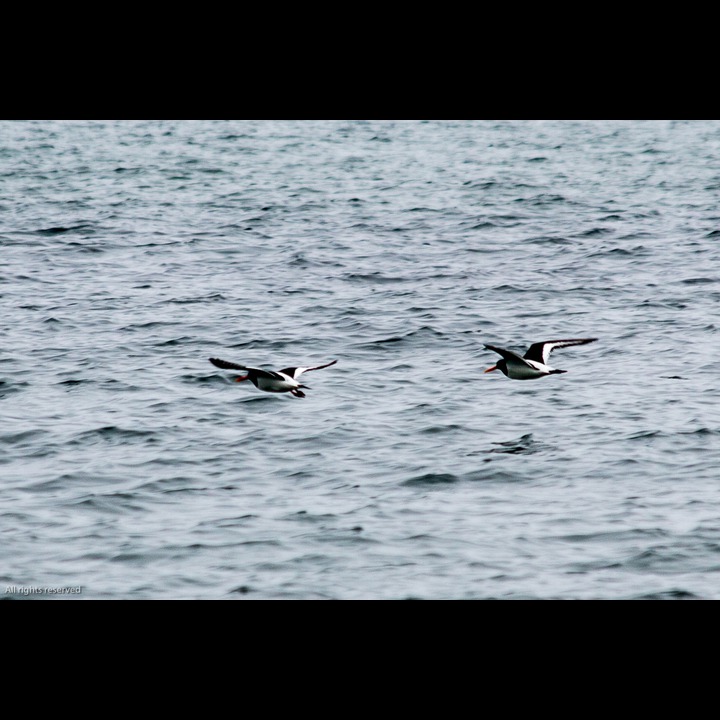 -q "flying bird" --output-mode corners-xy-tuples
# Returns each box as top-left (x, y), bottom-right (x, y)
(209, 357), (337, 397)
(483, 339), (597, 380)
